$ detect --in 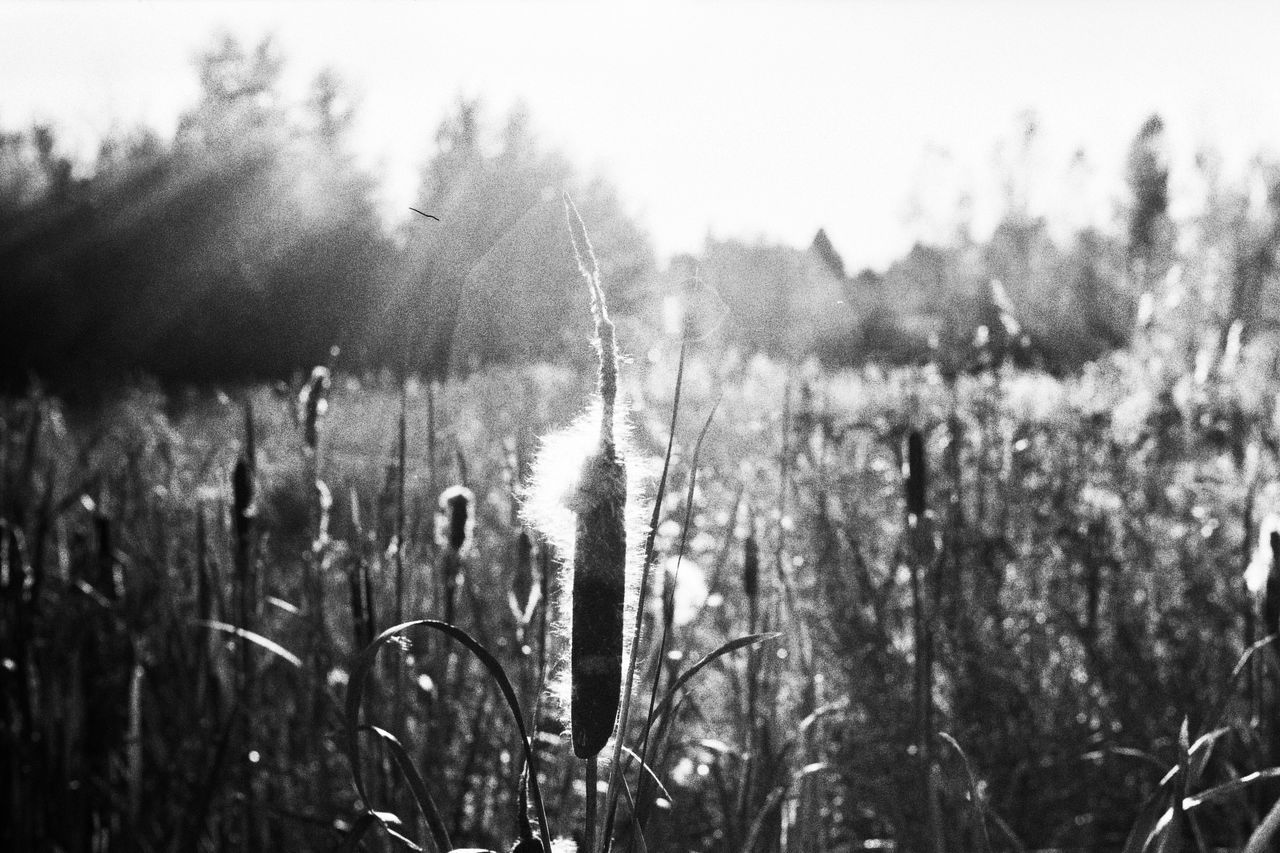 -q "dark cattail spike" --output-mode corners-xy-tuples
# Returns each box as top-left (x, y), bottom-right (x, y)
(301, 366), (331, 452)
(441, 486), (472, 553)
(563, 196), (628, 759)
(232, 456), (254, 562)
(513, 530), (535, 614)
(743, 525), (760, 601)
(662, 561), (677, 631)
(1266, 530), (1280, 639)
(438, 485), (474, 627)
(569, 445), (627, 758)
(906, 429), (928, 523)
(243, 399), (256, 474)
